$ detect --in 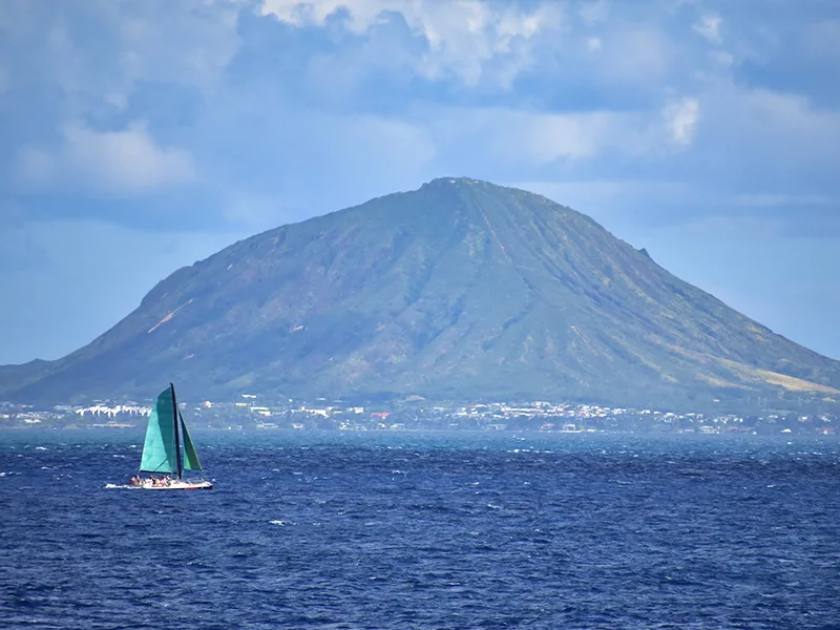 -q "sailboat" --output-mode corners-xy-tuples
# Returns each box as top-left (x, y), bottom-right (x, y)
(105, 383), (213, 490)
